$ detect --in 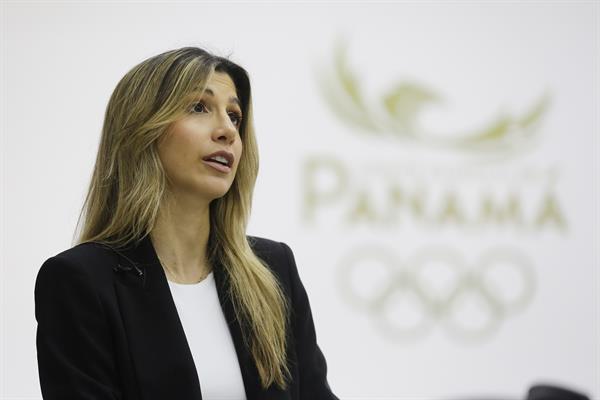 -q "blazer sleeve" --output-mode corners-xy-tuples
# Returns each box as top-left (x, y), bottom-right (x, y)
(280, 242), (339, 400)
(34, 255), (121, 399)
